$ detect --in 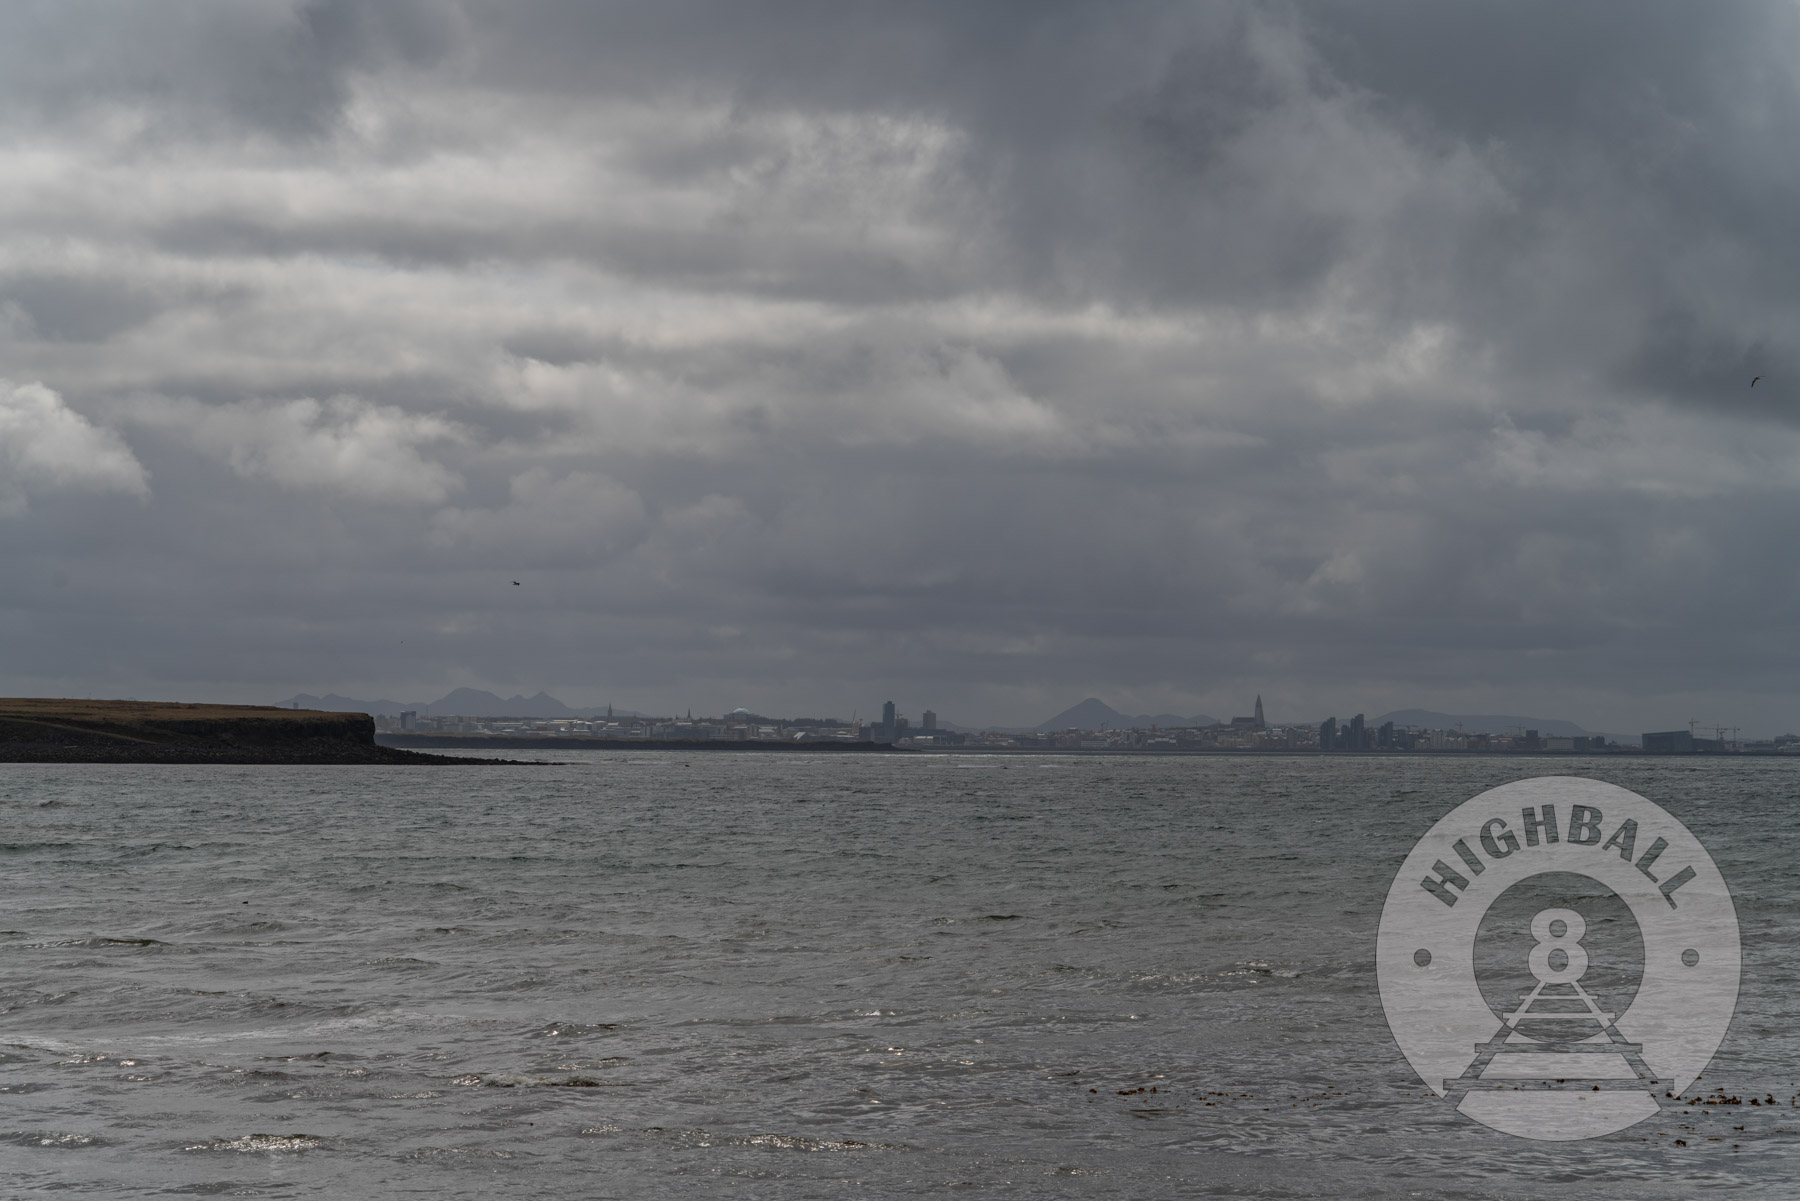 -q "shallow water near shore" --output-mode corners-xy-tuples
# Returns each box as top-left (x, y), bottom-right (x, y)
(1, 754), (1797, 1197)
